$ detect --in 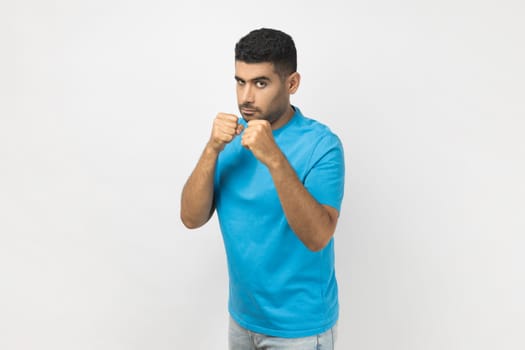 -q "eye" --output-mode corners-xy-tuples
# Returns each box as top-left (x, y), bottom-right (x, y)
(255, 80), (267, 88)
(236, 79), (245, 86)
